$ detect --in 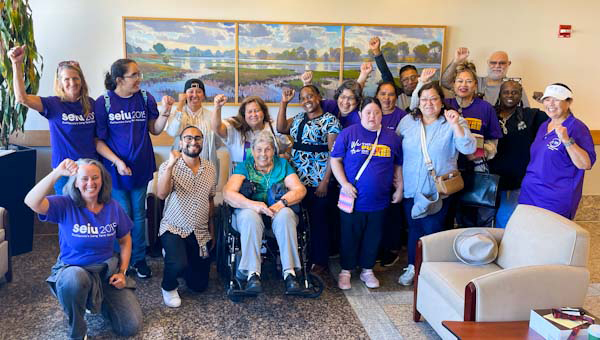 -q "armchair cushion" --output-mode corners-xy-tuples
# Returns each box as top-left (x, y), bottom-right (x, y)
(420, 262), (501, 317)
(497, 205), (590, 269)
